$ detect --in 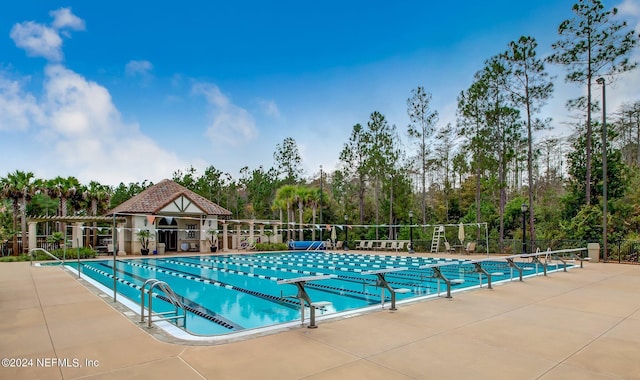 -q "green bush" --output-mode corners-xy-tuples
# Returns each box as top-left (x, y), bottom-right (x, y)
(0, 255), (28, 262)
(255, 242), (288, 251)
(49, 247), (97, 260)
